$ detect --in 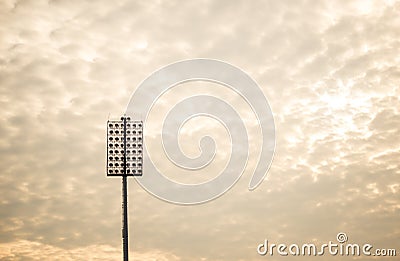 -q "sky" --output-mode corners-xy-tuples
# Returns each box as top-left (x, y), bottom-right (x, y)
(0, 0), (399, 260)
